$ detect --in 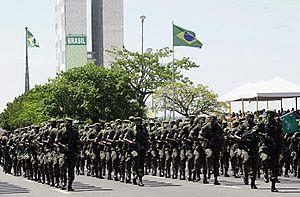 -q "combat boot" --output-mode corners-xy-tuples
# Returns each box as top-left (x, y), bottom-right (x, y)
(213, 177), (220, 185)
(233, 166), (240, 178)
(203, 174), (209, 184)
(126, 178), (132, 184)
(192, 171), (198, 182)
(67, 186), (74, 192)
(264, 176), (269, 183)
(250, 178), (257, 189)
(132, 178), (138, 185)
(224, 170), (230, 177)
(243, 177), (249, 185)
(126, 173), (132, 183)
(107, 172), (112, 180)
(284, 168), (289, 177)
(264, 170), (269, 183)
(271, 180), (278, 192)
(50, 176), (55, 187)
(152, 168), (157, 176)
(55, 177), (60, 188)
(166, 168), (171, 178)
(67, 180), (74, 191)
(180, 169), (186, 180)
(188, 170), (192, 181)
(61, 180), (67, 190)
(138, 176), (144, 187)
